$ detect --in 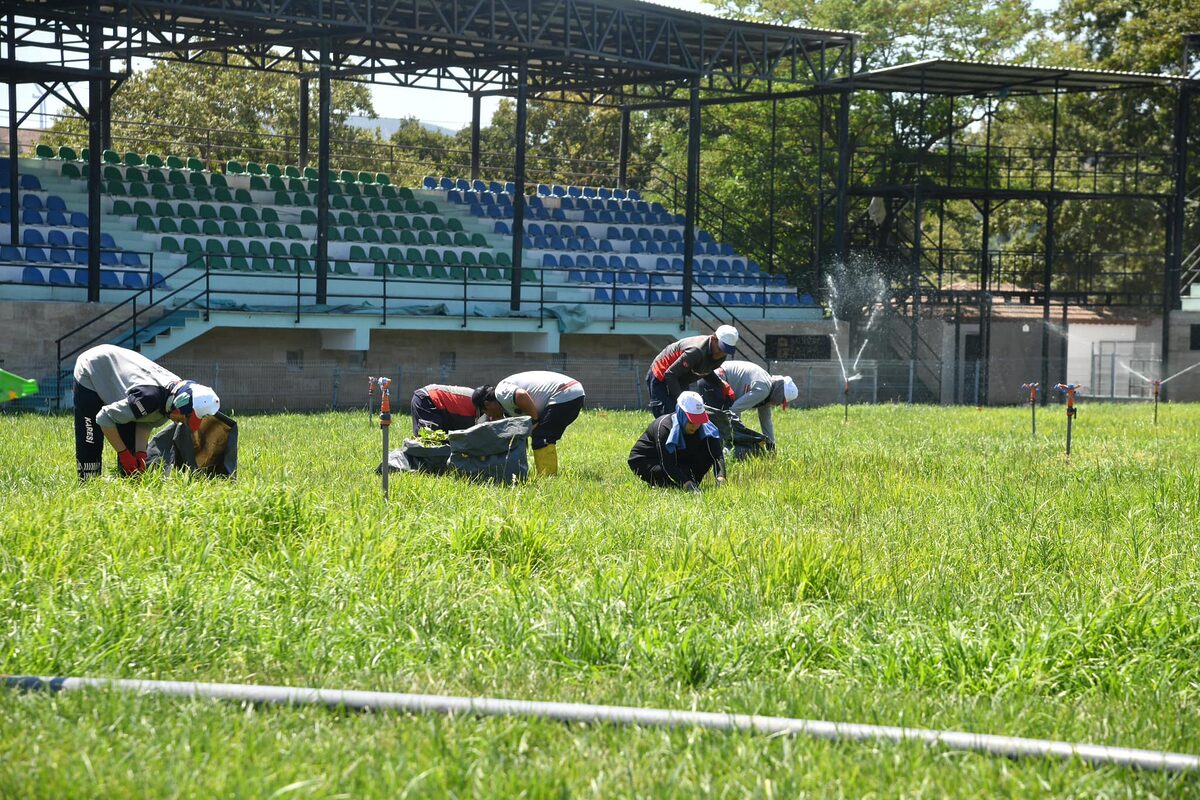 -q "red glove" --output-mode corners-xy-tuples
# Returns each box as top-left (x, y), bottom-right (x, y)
(723, 382), (736, 402)
(136, 451), (148, 472)
(117, 449), (141, 476)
